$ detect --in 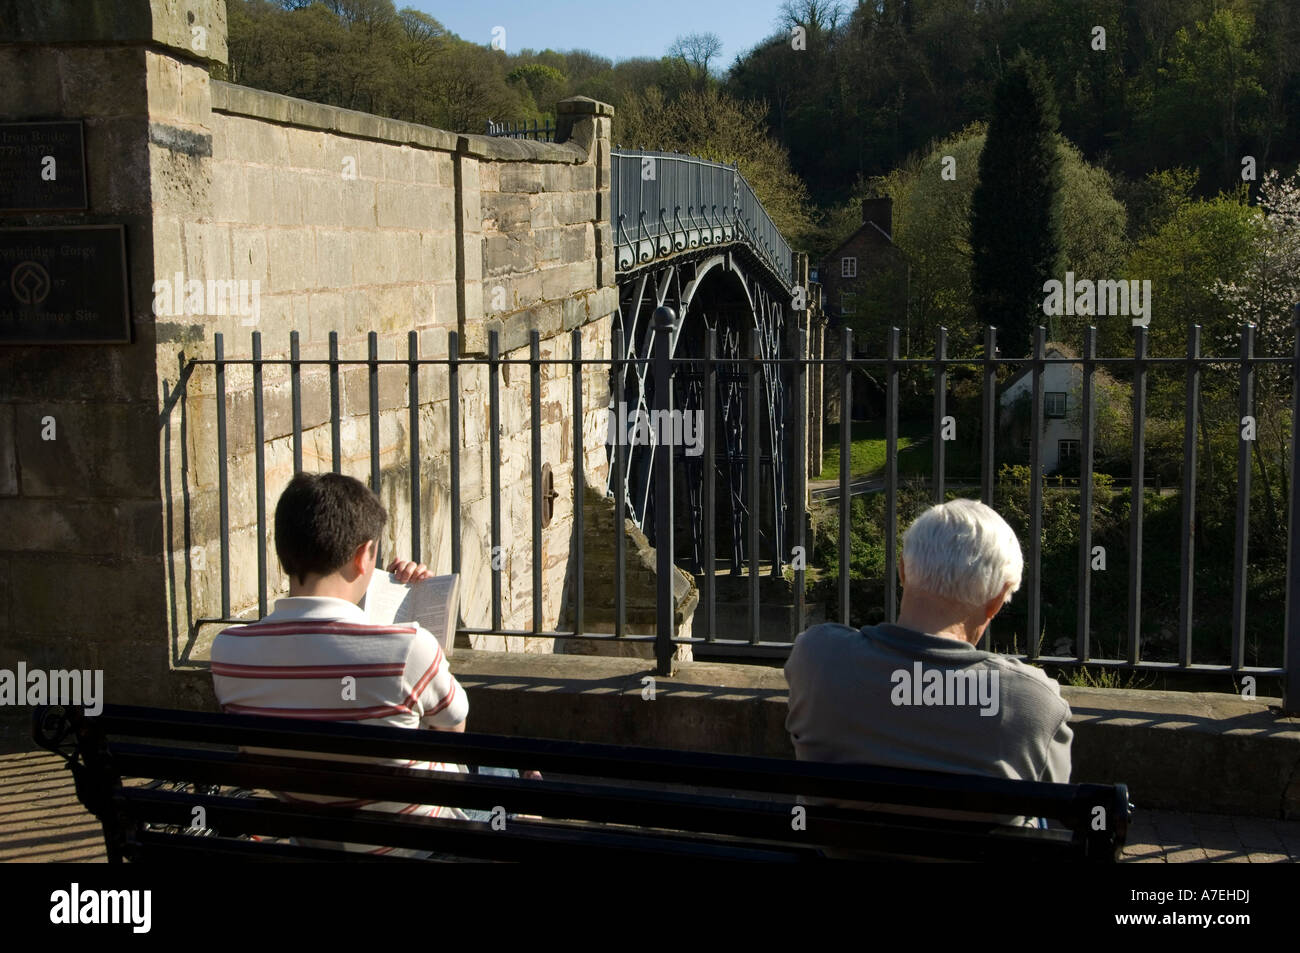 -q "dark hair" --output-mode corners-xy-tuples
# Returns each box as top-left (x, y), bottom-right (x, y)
(274, 472), (387, 585)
